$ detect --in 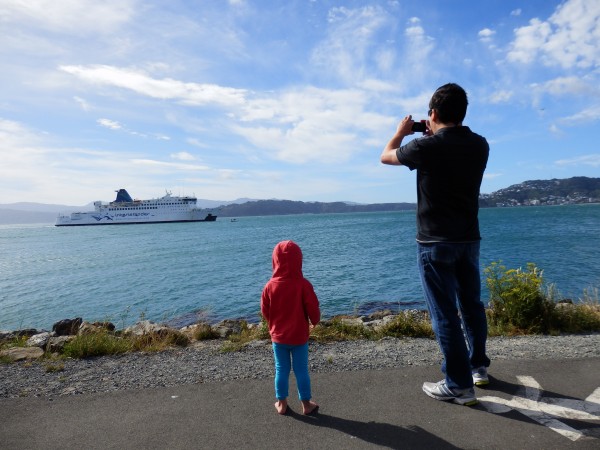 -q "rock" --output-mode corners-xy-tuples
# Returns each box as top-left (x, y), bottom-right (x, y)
(340, 317), (364, 327)
(125, 320), (169, 336)
(0, 331), (15, 342)
(52, 318), (83, 336)
(14, 329), (39, 338)
(0, 346), (44, 361)
(214, 319), (245, 338)
(78, 321), (115, 335)
(48, 336), (76, 352)
(26, 332), (53, 348)
(93, 321), (115, 332)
